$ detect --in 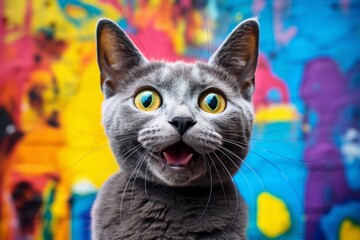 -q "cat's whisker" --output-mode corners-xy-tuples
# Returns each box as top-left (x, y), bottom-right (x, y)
(119, 143), (156, 221)
(216, 147), (256, 205)
(221, 138), (303, 205)
(218, 145), (265, 193)
(107, 130), (140, 135)
(63, 123), (107, 137)
(109, 133), (139, 140)
(222, 135), (319, 163)
(130, 147), (152, 213)
(65, 143), (110, 174)
(198, 157), (213, 221)
(253, 145), (319, 163)
(207, 154), (227, 205)
(144, 155), (150, 202)
(221, 152), (257, 209)
(210, 151), (239, 230)
(103, 143), (143, 220)
(221, 130), (302, 142)
(62, 138), (110, 163)
(110, 135), (139, 144)
(250, 122), (354, 135)
(84, 162), (114, 193)
(85, 143), (142, 192)
(223, 135), (298, 161)
(119, 152), (146, 222)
